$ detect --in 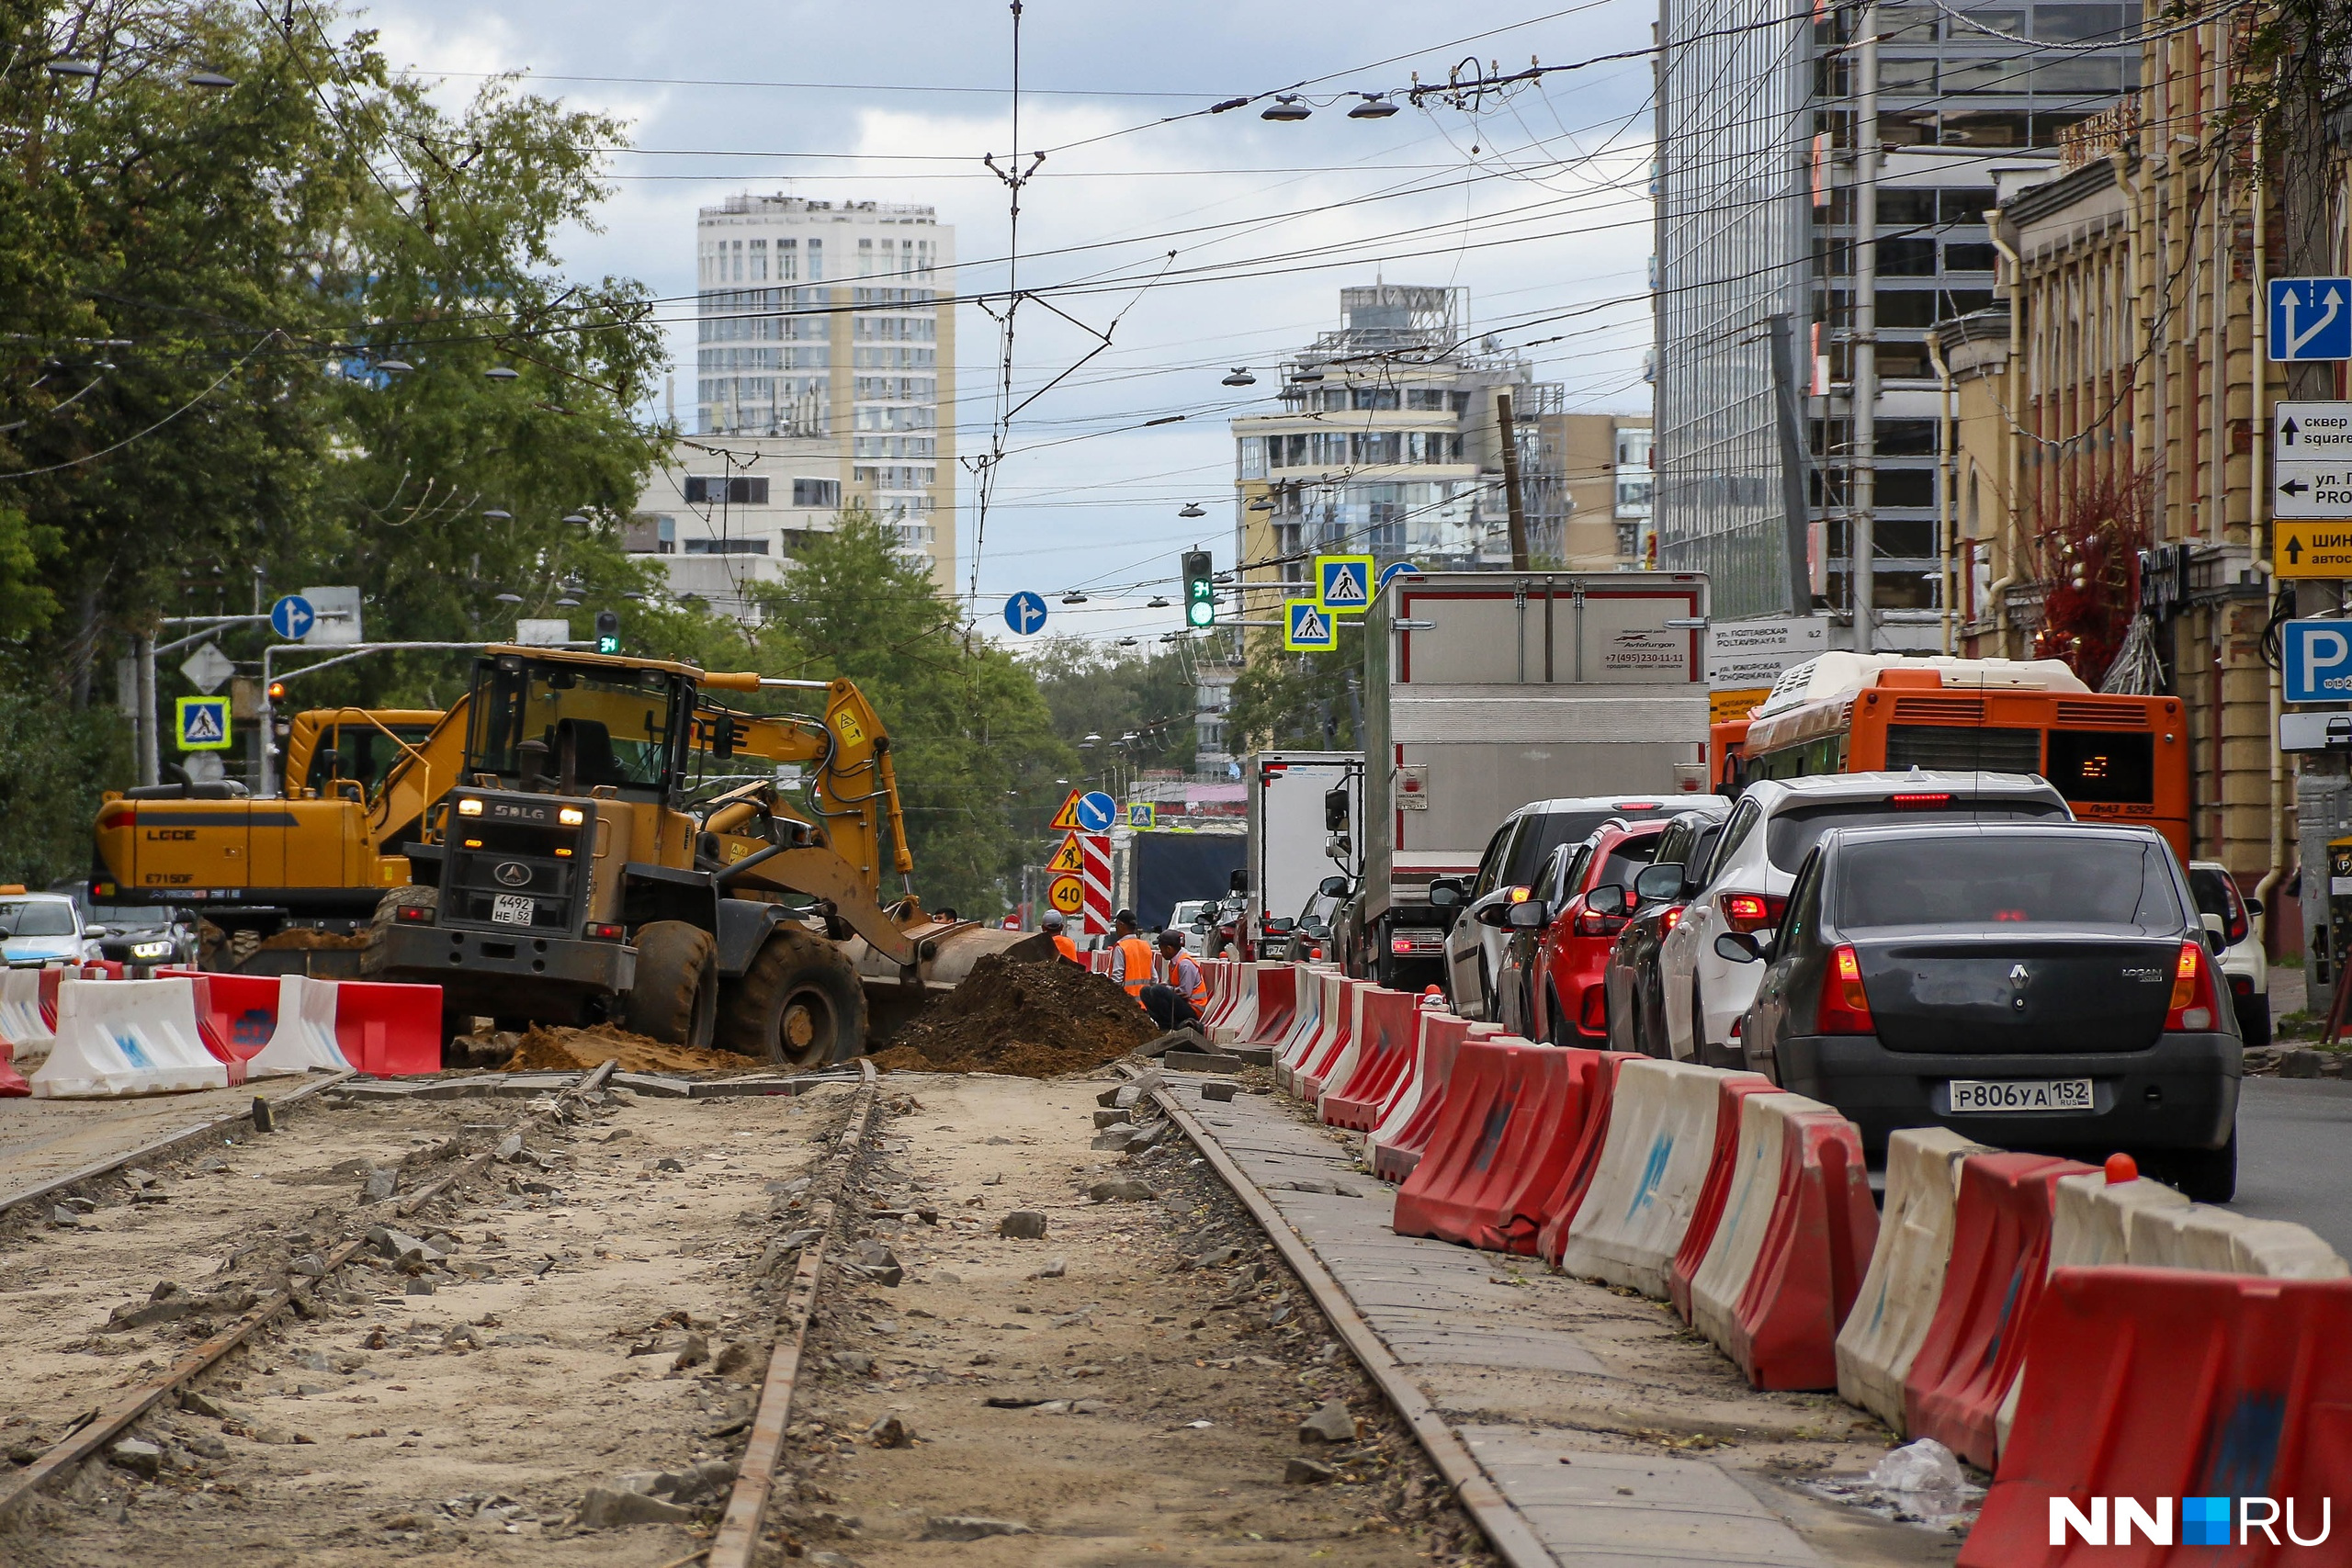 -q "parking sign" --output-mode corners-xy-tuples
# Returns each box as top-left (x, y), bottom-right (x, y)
(2283, 619), (2352, 702)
